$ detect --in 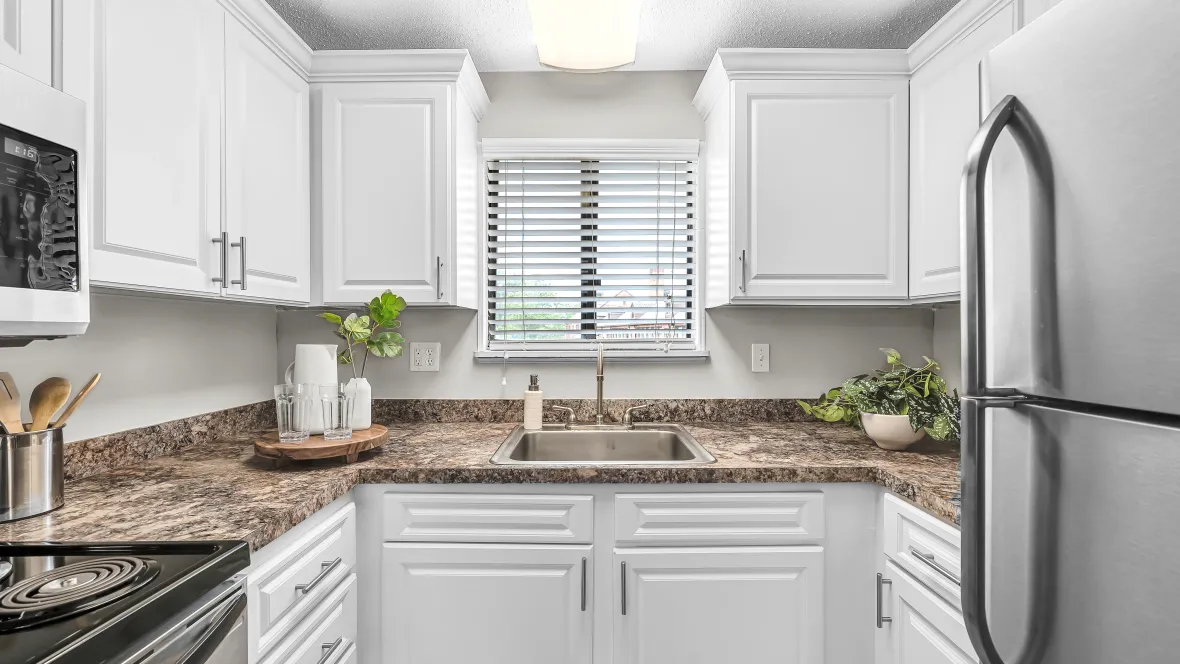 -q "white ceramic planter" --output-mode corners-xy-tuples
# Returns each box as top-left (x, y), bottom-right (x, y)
(348, 377), (372, 430)
(860, 412), (926, 450)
